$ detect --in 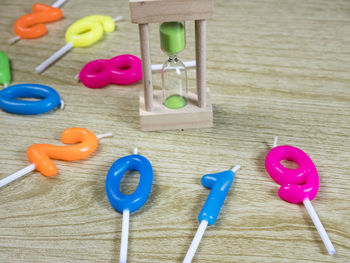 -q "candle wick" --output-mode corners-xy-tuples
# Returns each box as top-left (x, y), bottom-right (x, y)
(231, 165), (240, 173)
(59, 100), (65, 110)
(113, 16), (123, 23)
(96, 132), (113, 140)
(74, 74), (80, 82)
(273, 136), (278, 148)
